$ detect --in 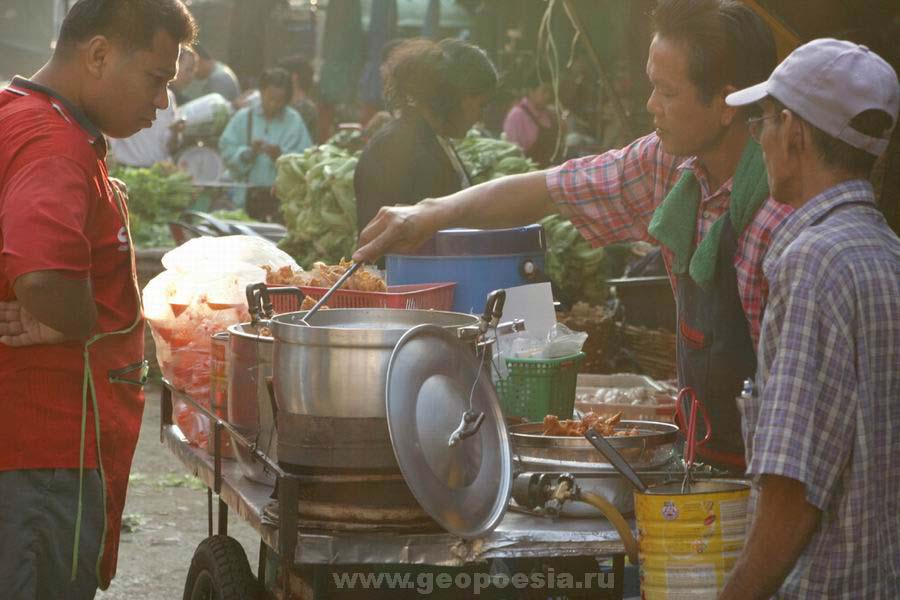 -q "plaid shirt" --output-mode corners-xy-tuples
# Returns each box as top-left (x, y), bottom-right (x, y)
(546, 132), (792, 346)
(742, 179), (900, 598)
